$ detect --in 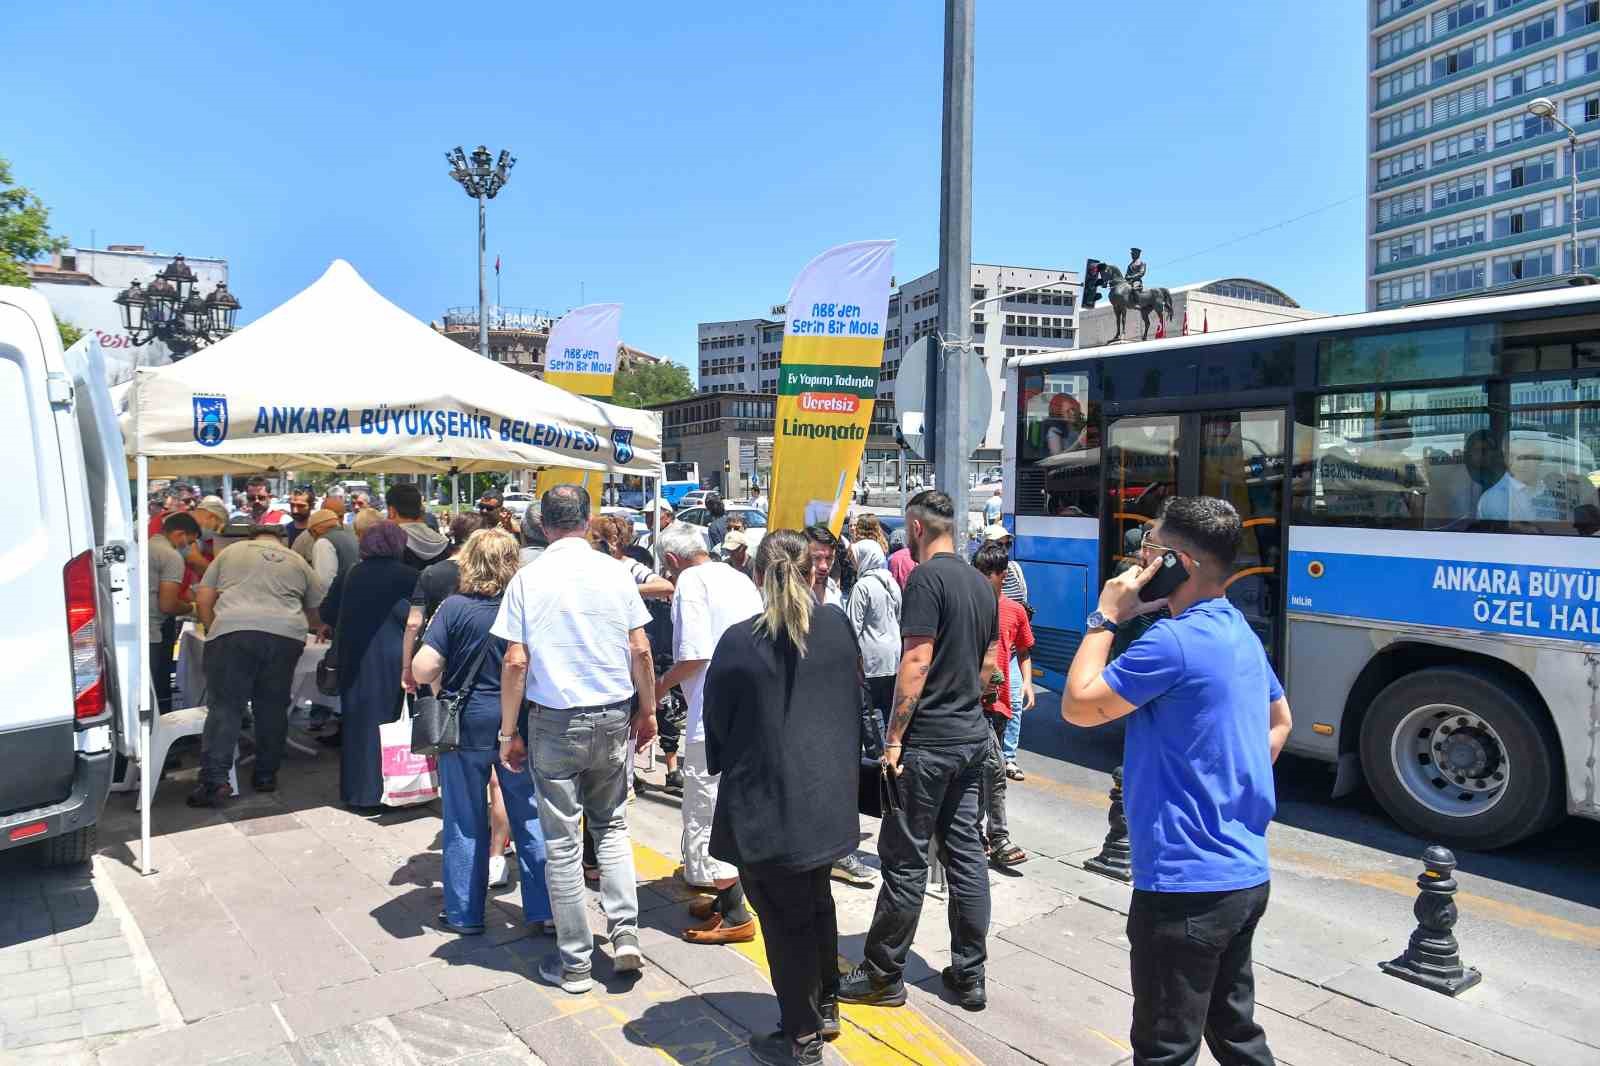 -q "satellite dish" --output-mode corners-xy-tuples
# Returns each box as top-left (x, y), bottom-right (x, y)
(890, 335), (991, 460)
